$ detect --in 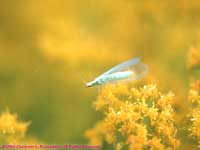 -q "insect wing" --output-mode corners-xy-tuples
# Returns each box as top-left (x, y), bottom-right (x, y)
(129, 62), (148, 80)
(107, 62), (148, 84)
(95, 57), (141, 80)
